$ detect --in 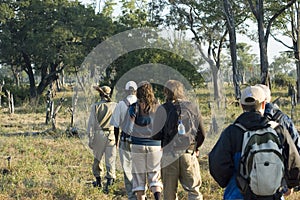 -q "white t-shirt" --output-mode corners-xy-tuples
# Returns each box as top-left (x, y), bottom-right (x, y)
(110, 95), (137, 130)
